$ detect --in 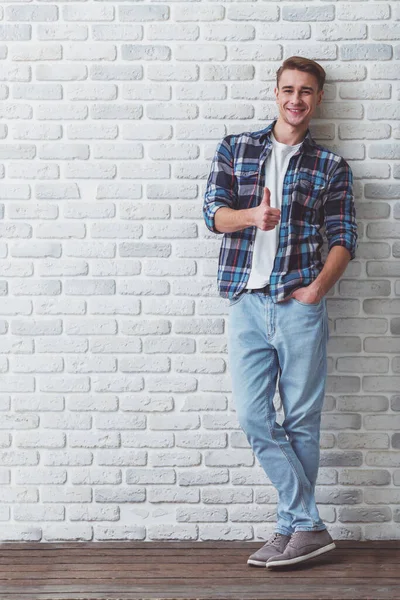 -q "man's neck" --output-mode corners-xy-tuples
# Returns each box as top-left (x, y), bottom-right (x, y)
(272, 118), (308, 146)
